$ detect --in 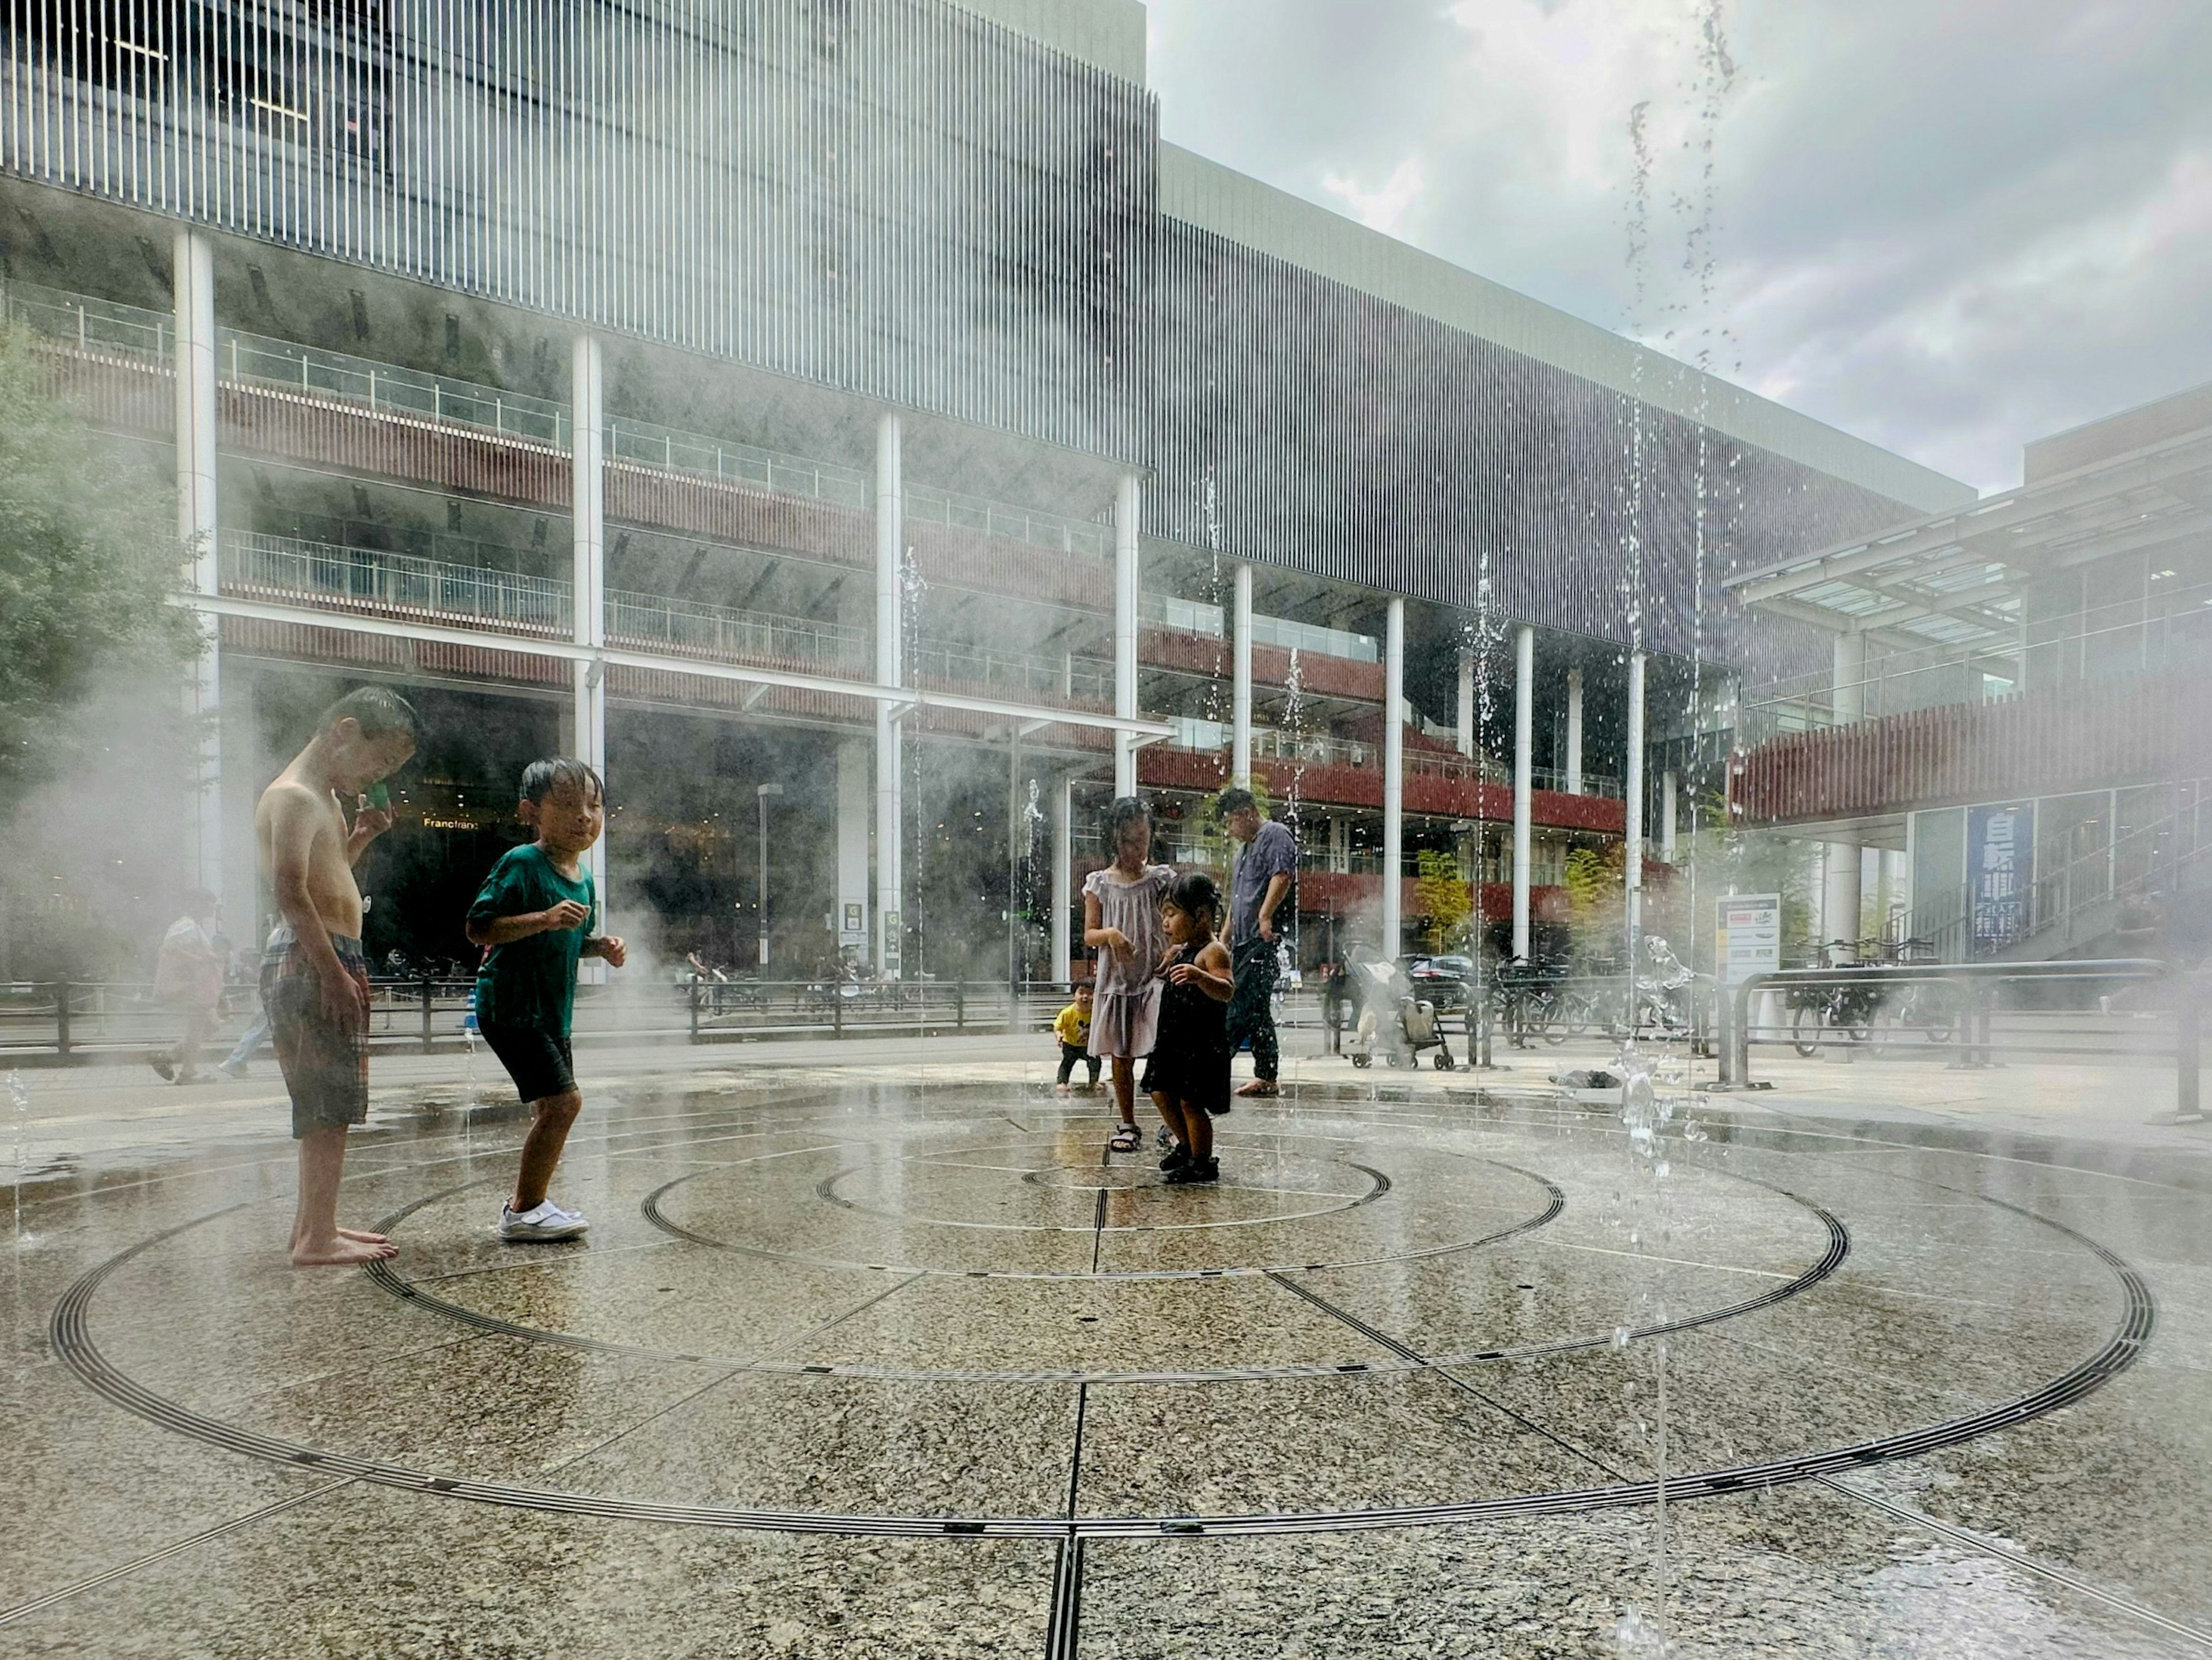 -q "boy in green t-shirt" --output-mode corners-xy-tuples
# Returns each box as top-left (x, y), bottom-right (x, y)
(466, 758), (626, 1242)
